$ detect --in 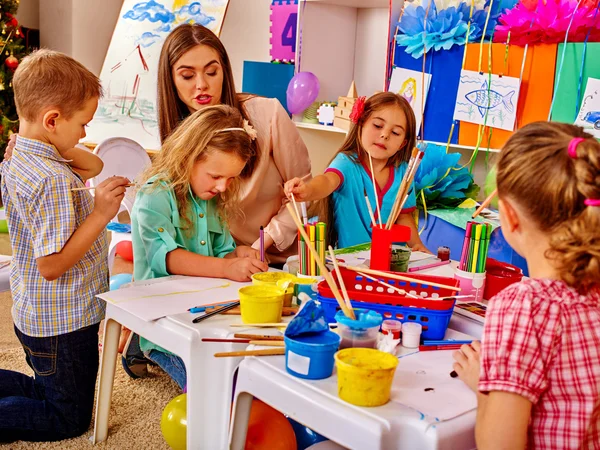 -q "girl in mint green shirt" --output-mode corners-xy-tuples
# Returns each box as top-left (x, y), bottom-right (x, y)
(129, 105), (268, 389)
